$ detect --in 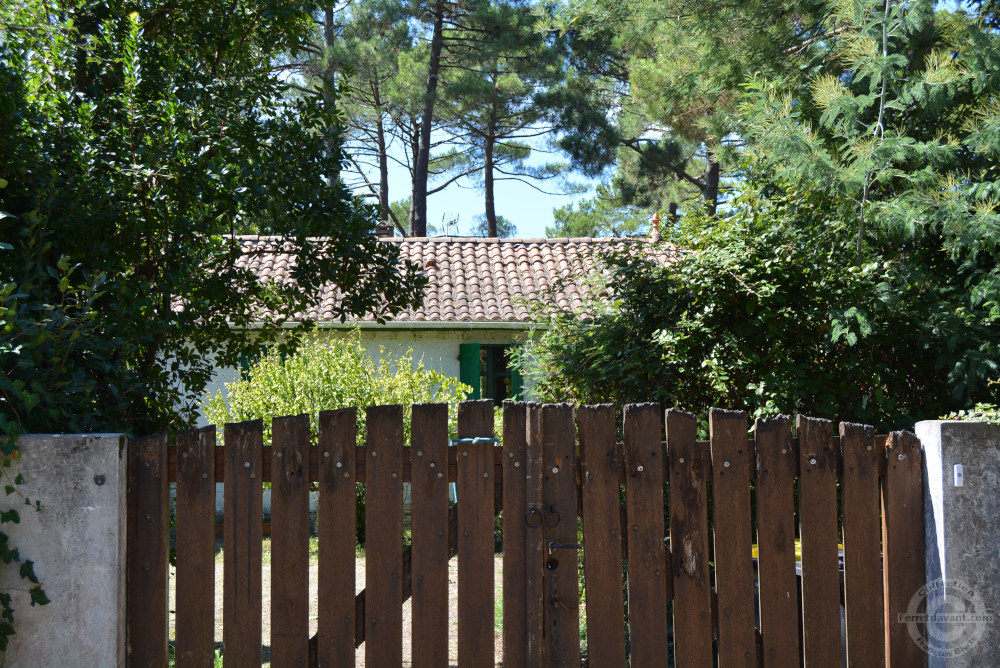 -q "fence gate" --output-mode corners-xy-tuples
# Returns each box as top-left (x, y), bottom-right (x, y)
(127, 400), (926, 667)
